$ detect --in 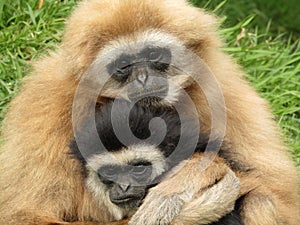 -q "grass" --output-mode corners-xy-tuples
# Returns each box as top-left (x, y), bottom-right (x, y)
(191, 0), (300, 40)
(0, 0), (76, 120)
(222, 26), (300, 165)
(0, 0), (299, 165)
